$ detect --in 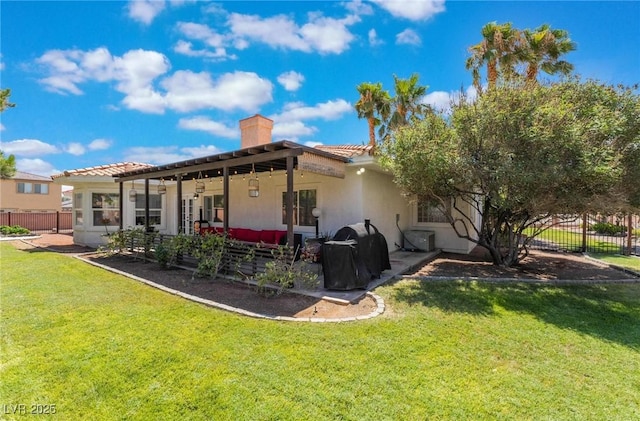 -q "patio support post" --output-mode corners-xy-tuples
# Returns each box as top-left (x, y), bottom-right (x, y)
(176, 174), (183, 234)
(144, 178), (150, 232)
(285, 156), (294, 247)
(223, 166), (229, 233)
(119, 181), (124, 230)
